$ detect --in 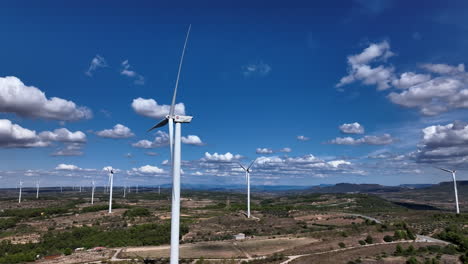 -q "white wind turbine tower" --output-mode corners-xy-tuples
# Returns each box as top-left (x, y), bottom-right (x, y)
(238, 159), (257, 218)
(438, 168), (460, 214)
(147, 24), (192, 264)
(18, 181), (23, 204)
(91, 179), (95, 204)
(107, 168), (115, 213)
(36, 180), (40, 199)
